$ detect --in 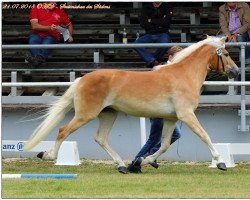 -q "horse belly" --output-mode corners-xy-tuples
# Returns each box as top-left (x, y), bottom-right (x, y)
(111, 99), (176, 118)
